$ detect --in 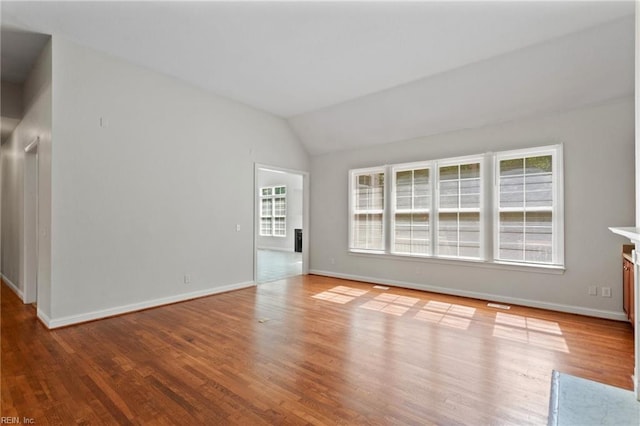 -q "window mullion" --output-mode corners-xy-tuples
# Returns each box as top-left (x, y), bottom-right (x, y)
(456, 165), (460, 257)
(432, 163), (439, 256)
(482, 153), (492, 262)
(410, 170), (414, 255)
(272, 190), (276, 236)
(384, 167), (392, 253)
